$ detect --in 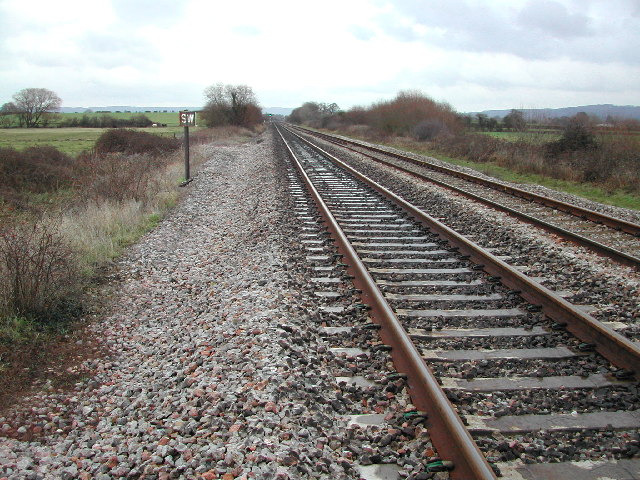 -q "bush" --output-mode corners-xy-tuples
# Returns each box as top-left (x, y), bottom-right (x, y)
(0, 222), (78, 319)
(78, 153), (168, 202)
(305, 91), (462, 140)
(94, 129), (180, 156)
(0, 146), (75, 193)
(547, 121), (598, 157)
(413, 119), (449, 141)
(58, 113), (153, 128)
(366, 91), (462, 138)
